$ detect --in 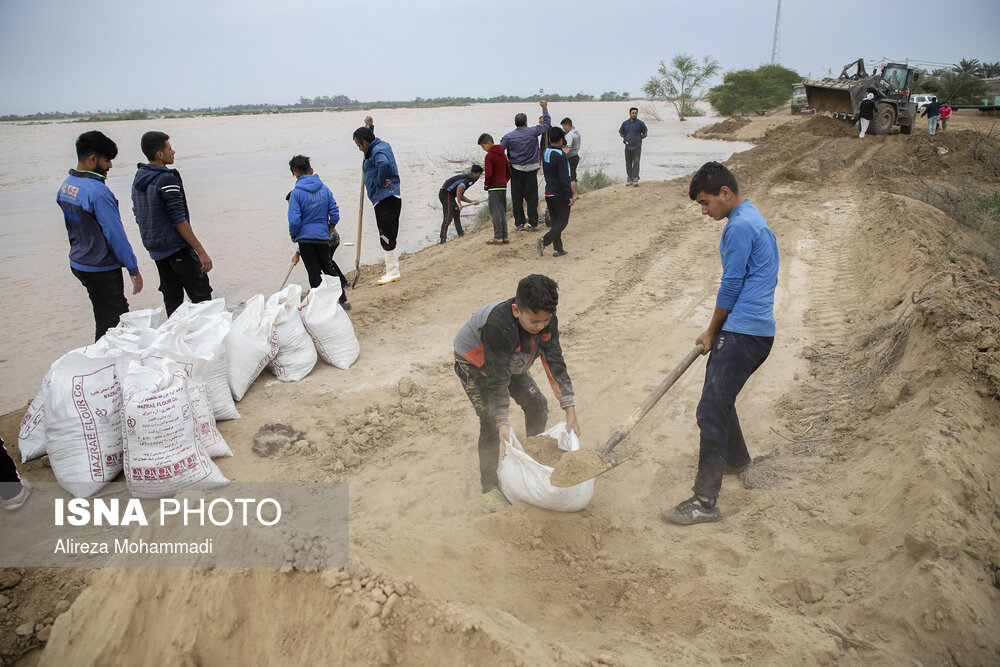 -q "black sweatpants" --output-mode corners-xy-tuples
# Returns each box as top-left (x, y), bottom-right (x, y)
(542, 196), (571, 253)
(455, 360), (548, 492)
(154, 248), (213, 317)
(298, 241), (346, 290)
(373, 197), (401, 251)
(71, 267), (129, 341)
